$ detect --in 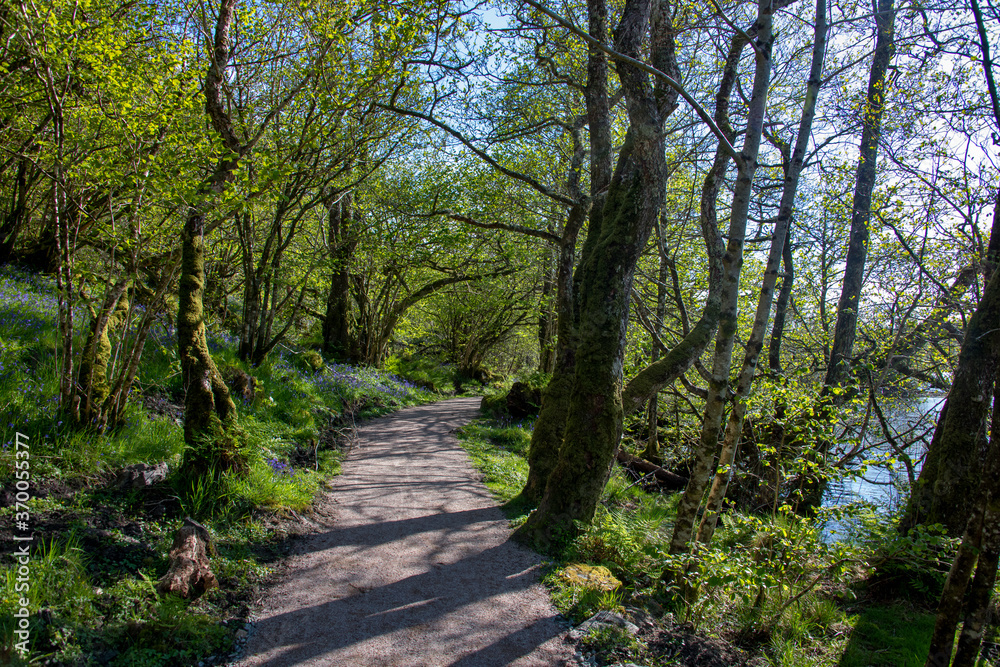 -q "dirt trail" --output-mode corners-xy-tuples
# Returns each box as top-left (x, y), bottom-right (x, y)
(237, 397), (574, 666)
